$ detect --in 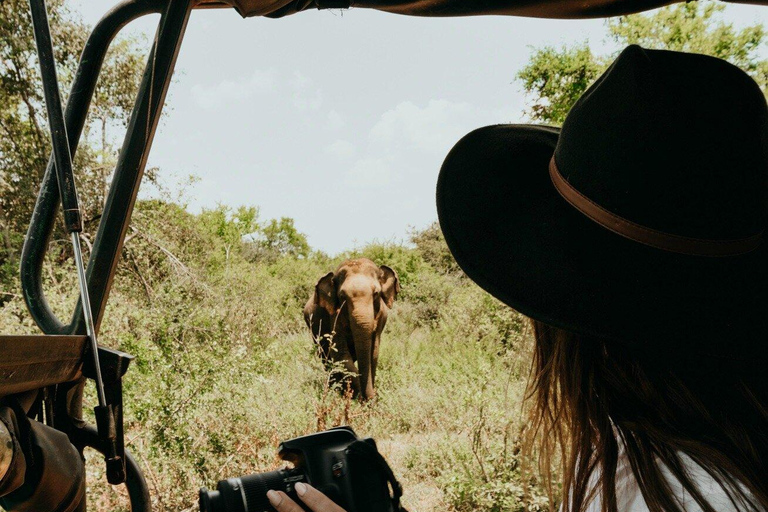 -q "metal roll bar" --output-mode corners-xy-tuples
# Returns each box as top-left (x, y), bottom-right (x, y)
(21, 0), (195, 337)
(17, 0), (198, 509)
